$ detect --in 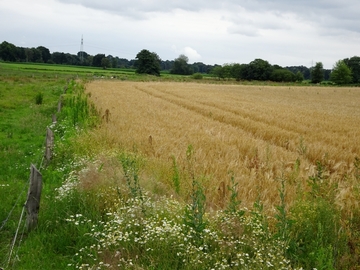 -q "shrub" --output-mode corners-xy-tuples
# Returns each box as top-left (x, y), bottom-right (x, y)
(192, 73), (203, 80)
